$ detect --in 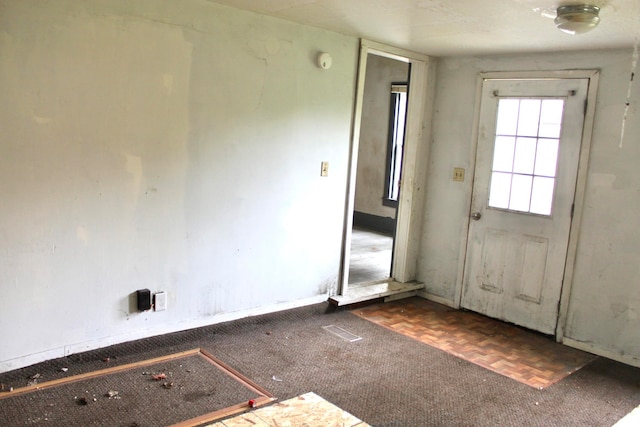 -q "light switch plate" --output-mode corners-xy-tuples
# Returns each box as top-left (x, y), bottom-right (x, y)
(321, 161), (329, 177)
